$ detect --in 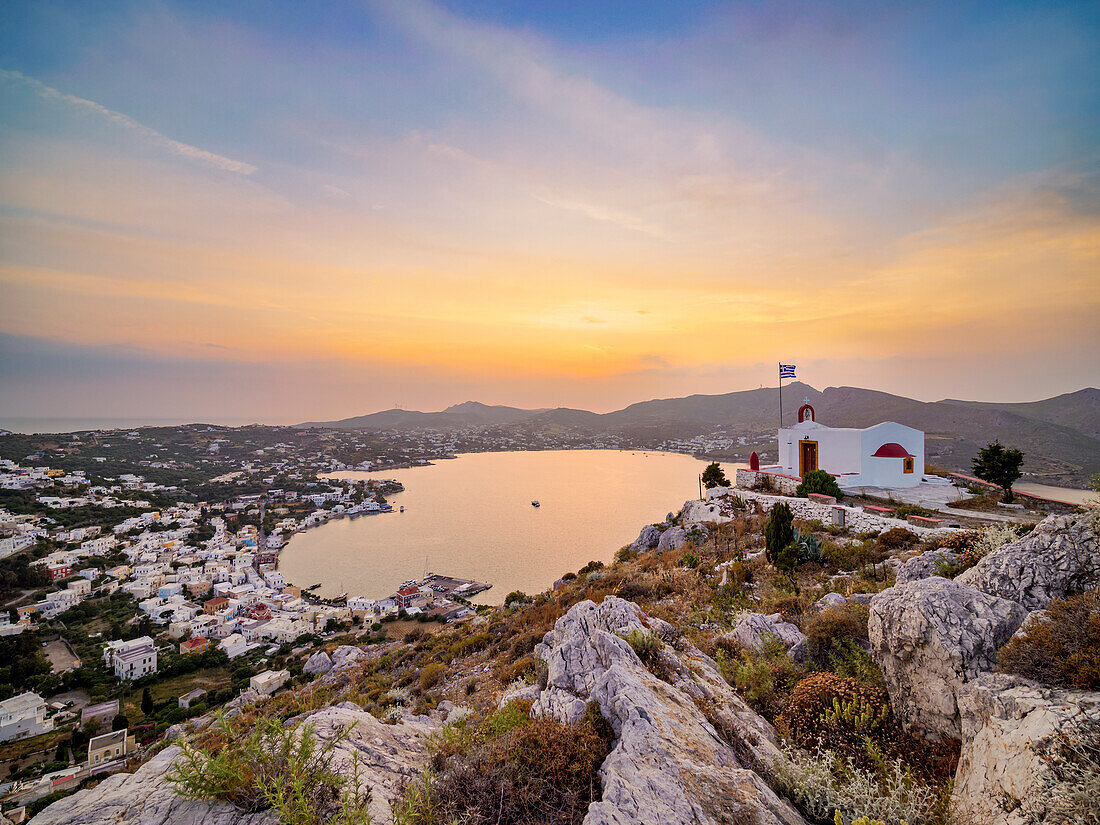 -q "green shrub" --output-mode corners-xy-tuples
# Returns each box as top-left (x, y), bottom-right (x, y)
(577, 560), (605, 578)
(419, 663), (445, 692)
(618, 628), (661, 667)
(803, 603), (868, 665)
(823, 541), (865, 572)
(727, 634), (804, 716)
(765, 503), (795, 566)
(773, 746), (940, 825)
(876, 528), (917, 551)
(168, 713), (371, 825)
(796, 470), (843, 501)
(701, 462), (730, 489)
(997, 591), (1100, 690)
(1027, 717), (1100, 824)
(827, 641), (884, 687)
(396, 701), (611, 825)
(503, 591), (529, 607)
(777, 672), (957, 782)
